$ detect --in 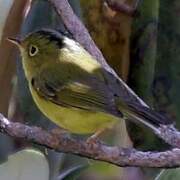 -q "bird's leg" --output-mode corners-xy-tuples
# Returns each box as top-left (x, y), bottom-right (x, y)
(86, 128), (106, 144)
